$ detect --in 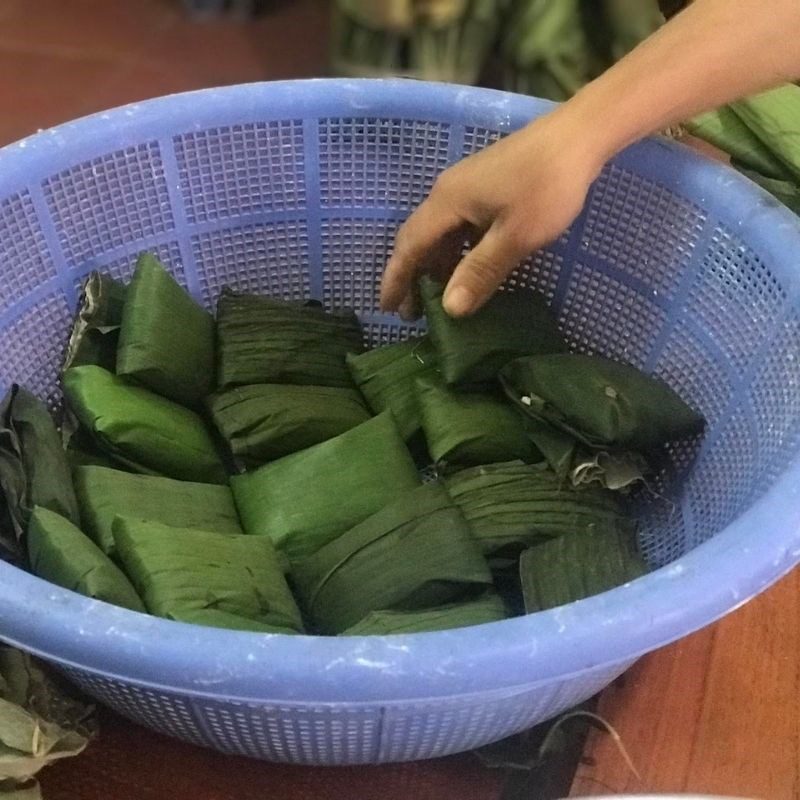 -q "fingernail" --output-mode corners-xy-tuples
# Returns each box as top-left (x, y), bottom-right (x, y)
(443, 286), (475, 316)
